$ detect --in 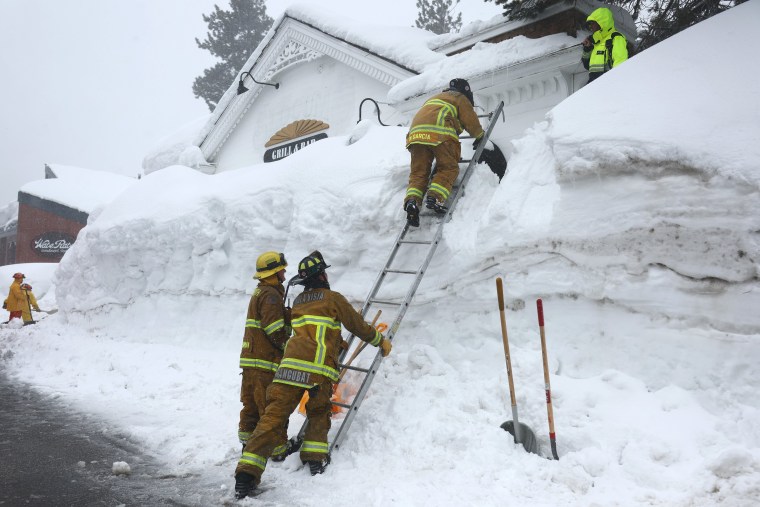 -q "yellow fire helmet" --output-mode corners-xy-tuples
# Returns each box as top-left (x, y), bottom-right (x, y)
(254, 251), (287, 279)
